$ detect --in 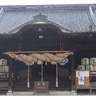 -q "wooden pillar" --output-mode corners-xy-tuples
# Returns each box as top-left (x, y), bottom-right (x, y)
(8, 58), (12, 91)
(41, 64), (43, 82)
(71, 54), (75, 91)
